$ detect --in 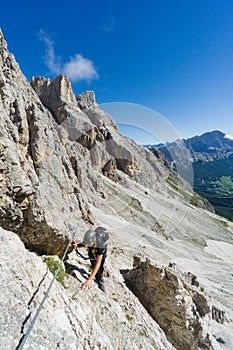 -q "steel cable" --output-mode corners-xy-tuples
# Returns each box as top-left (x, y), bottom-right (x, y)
(16, 230), (75, 350)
